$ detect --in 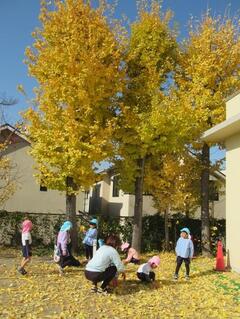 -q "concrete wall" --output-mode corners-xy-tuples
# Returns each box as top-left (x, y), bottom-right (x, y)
(224, 93), (240, 272)
(1, 141), (85, 214)
(227, 93), (240, 118)
(226, 132), (240, 272)
(194, 183), (225, 219)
